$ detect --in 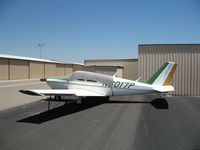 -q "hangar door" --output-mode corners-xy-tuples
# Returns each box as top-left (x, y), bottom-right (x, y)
(45, 63), (56, 77)
(29, 61), (44, 79)
(9, 59), (29, 80)
(0, 58), (9, 80)
(56, 64), (65, 76)
(65, 64), (73, 76)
